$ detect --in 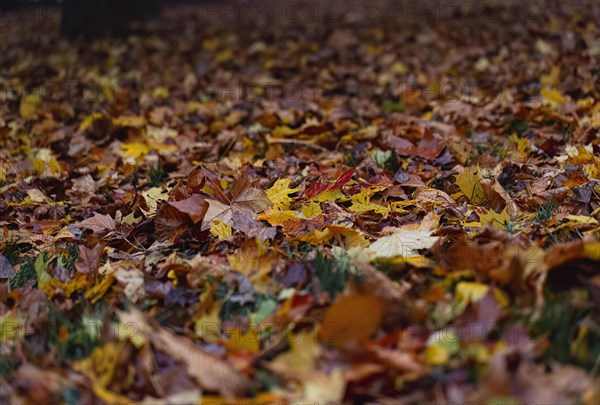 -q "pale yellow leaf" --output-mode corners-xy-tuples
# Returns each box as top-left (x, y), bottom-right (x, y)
(369, 230), (439, 258)
(210, 220), (232, 239)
